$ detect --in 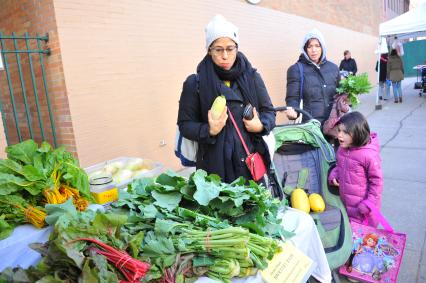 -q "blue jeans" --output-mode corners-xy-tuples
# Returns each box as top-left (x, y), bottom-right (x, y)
(392, 81), (402, 100)
(379, 81), (390, 99)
